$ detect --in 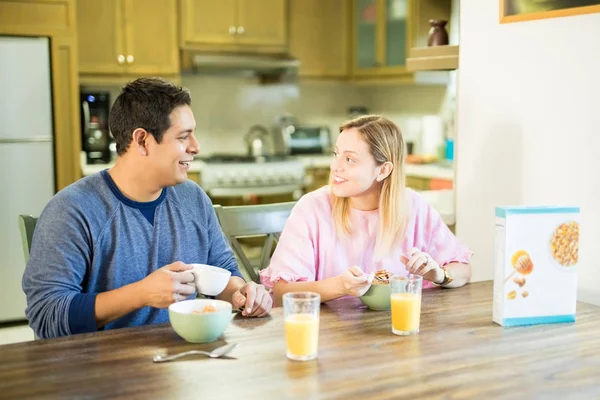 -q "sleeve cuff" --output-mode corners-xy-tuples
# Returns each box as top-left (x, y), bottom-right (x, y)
(231, 269), (245, 280)
(439, 250), (474, 267)
(259, 269), (308, 289)
(68, 292), (98, 335)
